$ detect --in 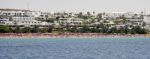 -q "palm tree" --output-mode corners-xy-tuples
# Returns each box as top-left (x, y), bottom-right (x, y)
(45, 15), (48, 20)
(9, 16), (13, 21)
(97, 13), (102, 22)
(31, 25), (39, 33)
(132, 14), (138, 19)
(87, 12), (91, 16)
(22, 27), (32, 33)
(77, 12), (83, 18)
(14, 26), (21, 33)
(120, 15), (126, 24)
